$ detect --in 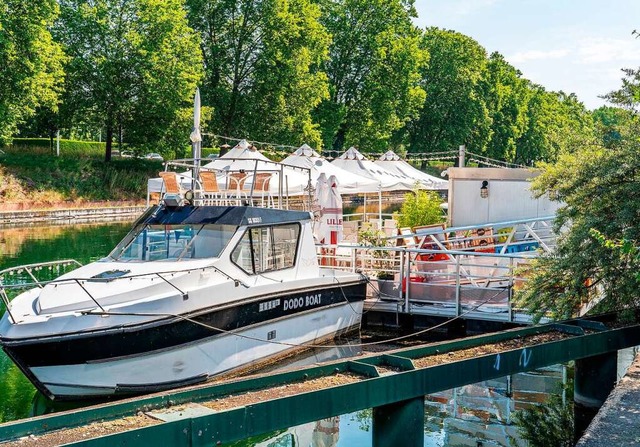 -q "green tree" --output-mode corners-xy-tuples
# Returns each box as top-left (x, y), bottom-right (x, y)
(407, 28), (490, 156)
(517, 35), (640, 321)
(0, 0), (66, 144)
(517, 116), (640, 322)
(187, 0), (329, 148)
(395, 189), (444, 229)
(603, 67), (640, 112)
(591, 105), (634, 148)
(482, 52), (530, 163)
(315, 0), (427, 152)
(56, 0), (203, 161)
(515, 86), (592, 165)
